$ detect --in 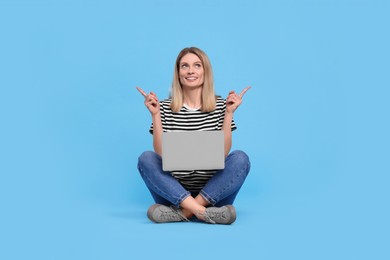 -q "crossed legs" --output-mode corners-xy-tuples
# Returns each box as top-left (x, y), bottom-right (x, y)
(138, 150), (250, 222)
